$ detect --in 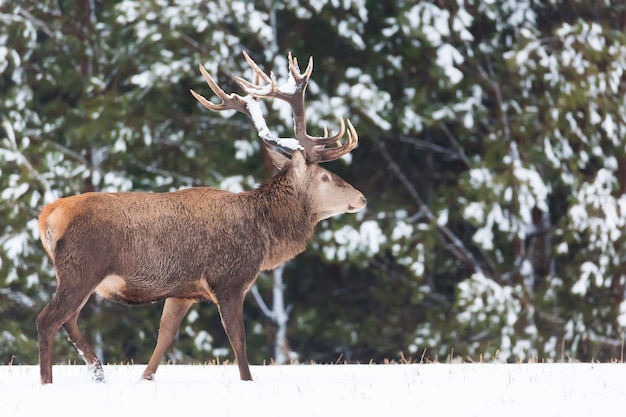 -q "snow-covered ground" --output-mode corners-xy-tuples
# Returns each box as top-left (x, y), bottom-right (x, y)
(0, 363), (624, 416)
